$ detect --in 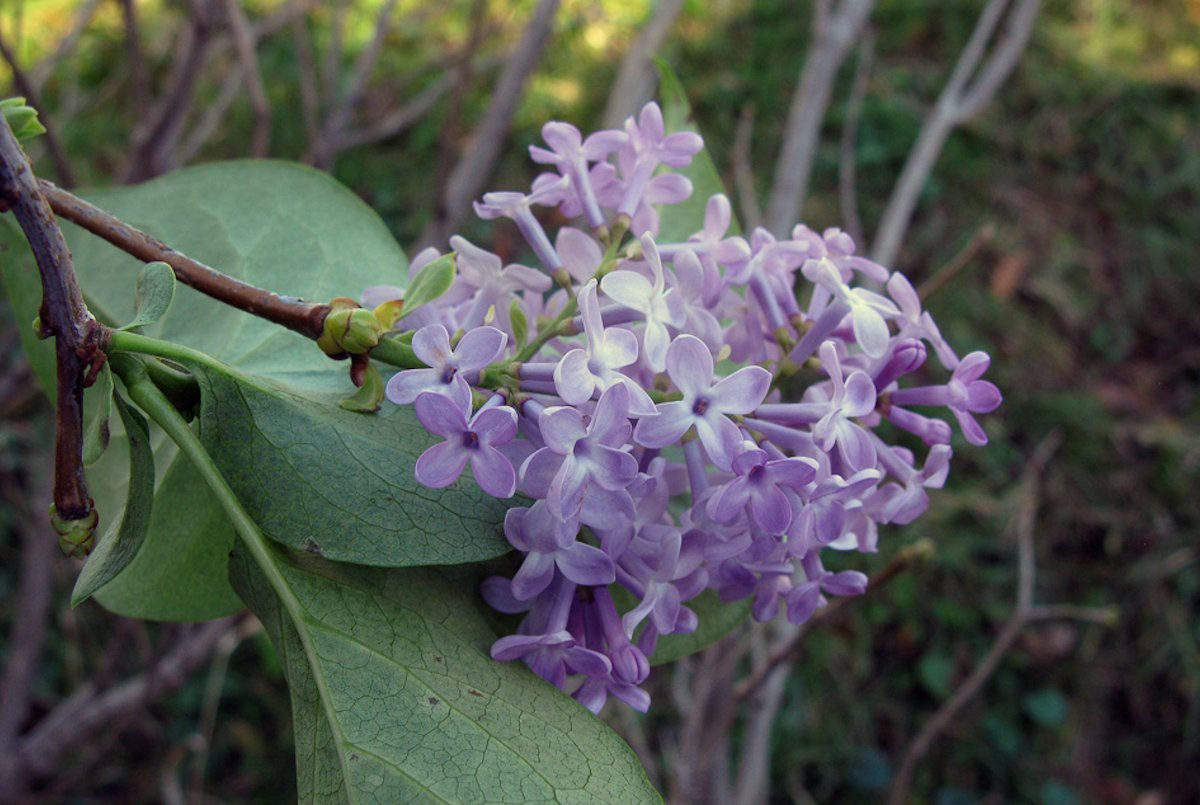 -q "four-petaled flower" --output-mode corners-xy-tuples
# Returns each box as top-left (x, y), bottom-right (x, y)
(385, 324), (507, 411)
(412, 392), (518, 497)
